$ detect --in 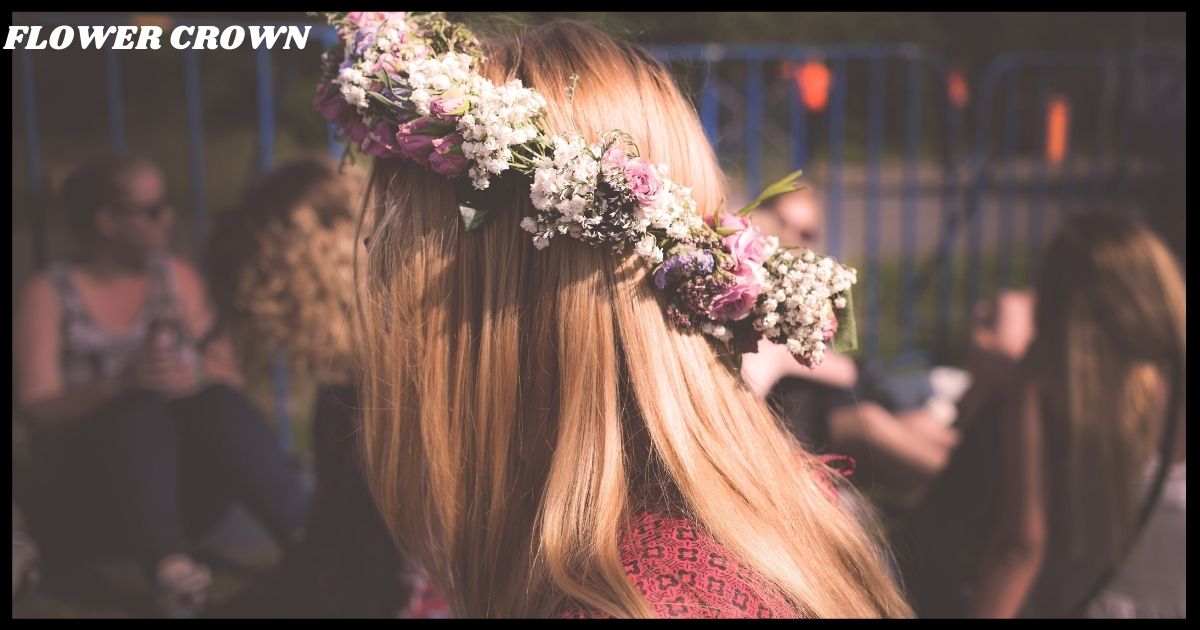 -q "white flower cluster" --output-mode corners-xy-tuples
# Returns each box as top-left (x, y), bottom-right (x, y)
(523, 135), (602, 250)
(753, 248), (857, 366)
(404, 51), (475, 115)
(334, 13), (426, 112)
(522, 135), (706, 262)
(372, 47), (545, 190)
(630, 169), (707, 243)
(457, 78), (545, 190)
